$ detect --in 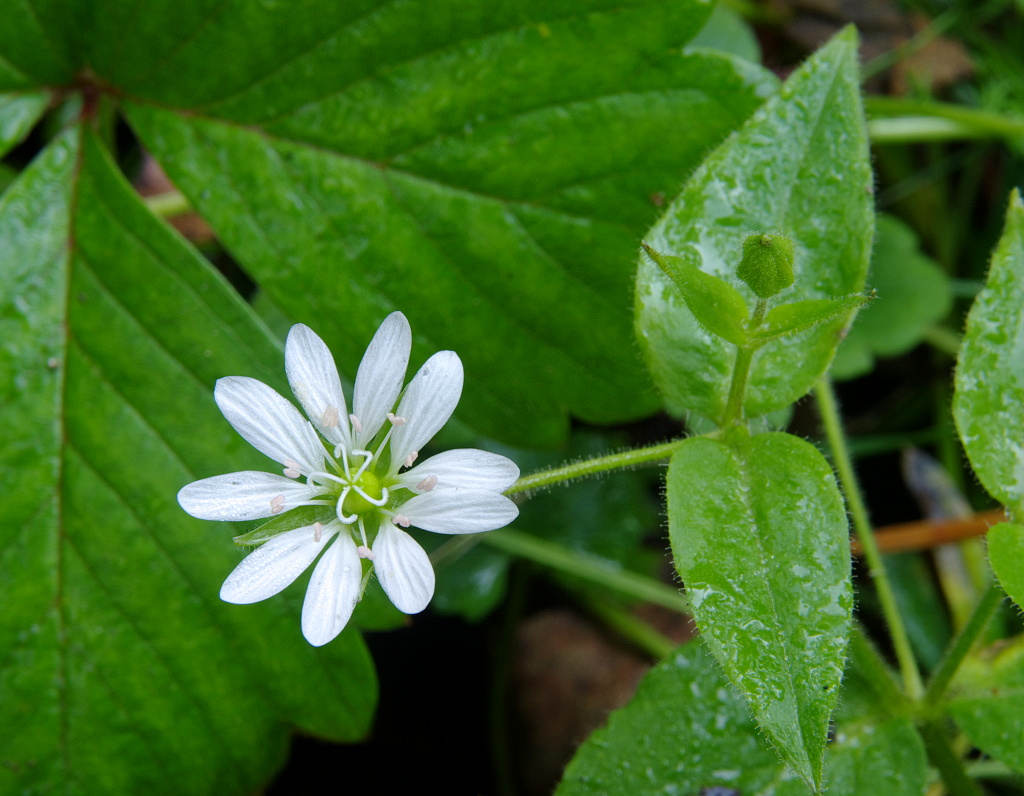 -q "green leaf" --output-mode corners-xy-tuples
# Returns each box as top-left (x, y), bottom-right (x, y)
(948, 633), (1024, 773)
(555, 641), (808, 796)
(108, 0), (777, 447)
(556, 641), (926, 796)
(0, 91), (49, 158)
(637, 27), (872, 422)
(833, 214), (953, 380)
(953, 190), (1024, 515)
(689, 2), (761, 63)
(0, 128), (376, 795)
(753, 294), (873, 346)
(987, 522), (1024, 611)
(641, 242), (750, 345)
(666, 432), (853, 788)
(827, 719), (929, 796)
